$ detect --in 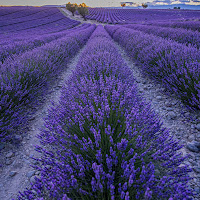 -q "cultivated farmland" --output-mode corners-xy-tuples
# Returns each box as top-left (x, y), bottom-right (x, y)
(0, 6), (200, 200)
